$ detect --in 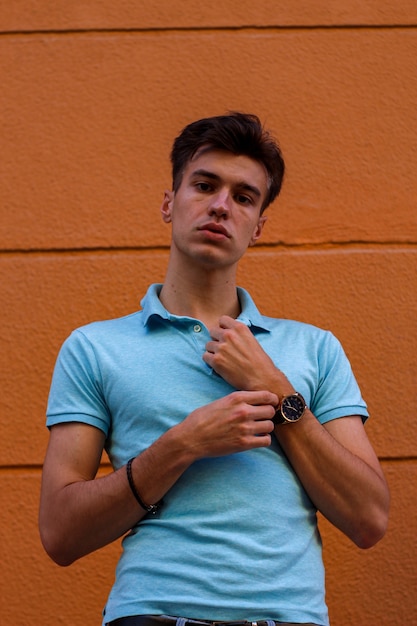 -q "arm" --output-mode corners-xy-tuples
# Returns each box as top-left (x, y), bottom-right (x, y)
(203, 316), (390, 548)
(39, 389), (277, 566)
(273, 410), (389, 548)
